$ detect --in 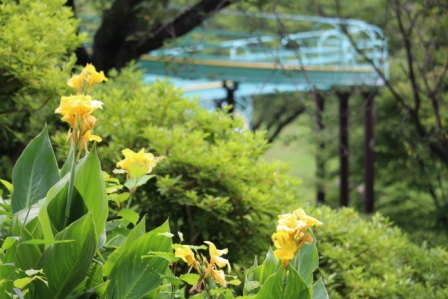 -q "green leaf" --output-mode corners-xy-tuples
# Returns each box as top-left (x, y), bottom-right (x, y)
(74, 145), (108, 239)
(11, 125), (60, 214)
(47, 182), (88, 232)
(124, 175), (155, 190)
(33, 213), (97, 299)
(142, 251), (178, 262)
(117, 209), (140, 225)
(253, 265), (310, 299)
(129, 162), (150, 179)
(109, 193), (130, 205)
(74, 281), (110, 299)
(179, 273), (200, 286)
(1, 237), (16, 252)
(107, 220), (172, 299)
(253, 247), (280, 285)
(312, 278), (328, 299)
(103, 219), (146, 276)
(38, 172), (71, 247)
(0, 179), (13, 194)
(292, 230), (319, 286)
